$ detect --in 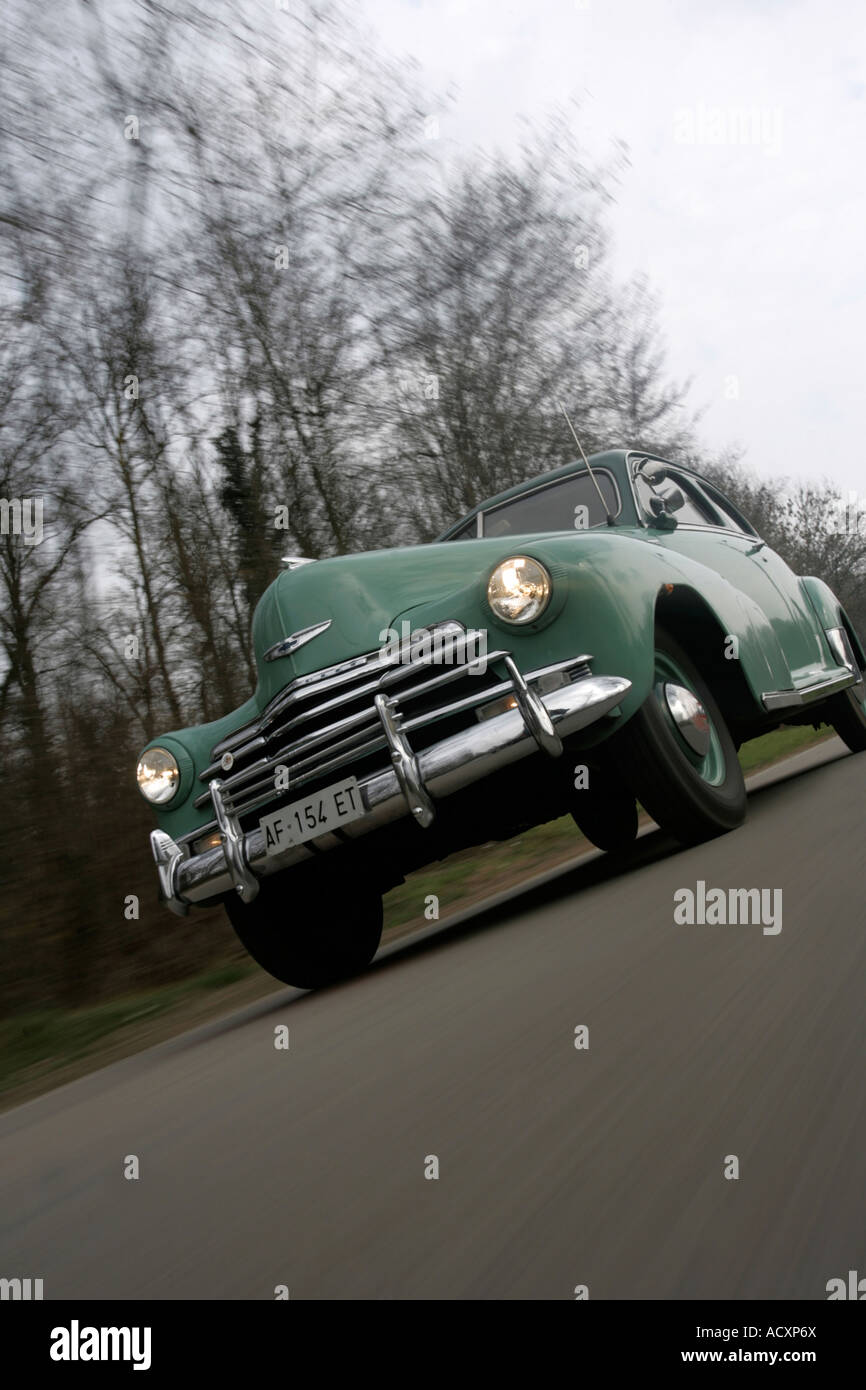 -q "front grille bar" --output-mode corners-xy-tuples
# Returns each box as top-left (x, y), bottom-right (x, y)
(193, 651), (594, 873)
(203, 650), (598, 899)
(375, 693), (435, 826)
(210, 779), (260, 902)
(503, 655), (563, 756)
(190, 652), (592, 828)
(206, 630), (500, 771)
(196, 646), (511, 808)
